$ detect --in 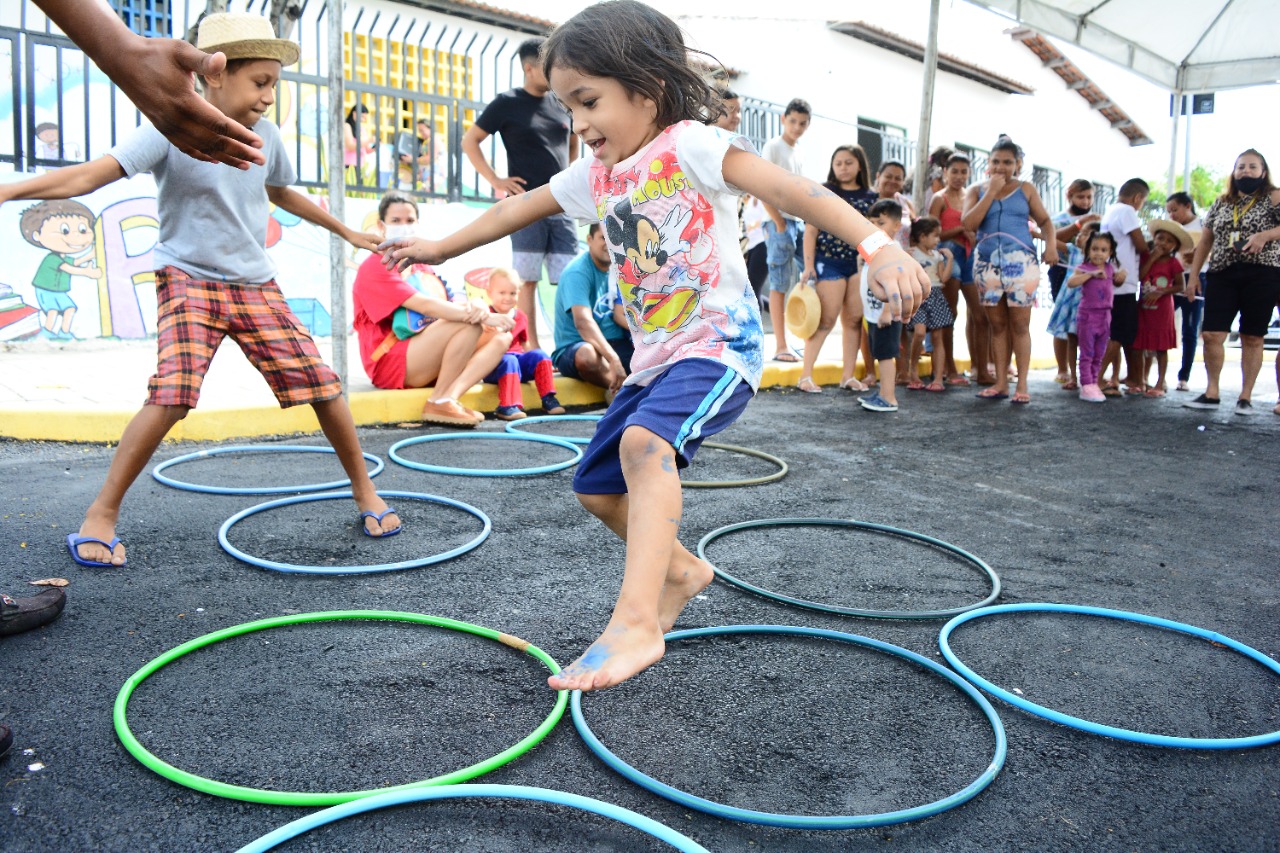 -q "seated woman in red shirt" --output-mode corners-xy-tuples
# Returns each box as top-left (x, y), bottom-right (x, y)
(353, 192), (513, 426)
